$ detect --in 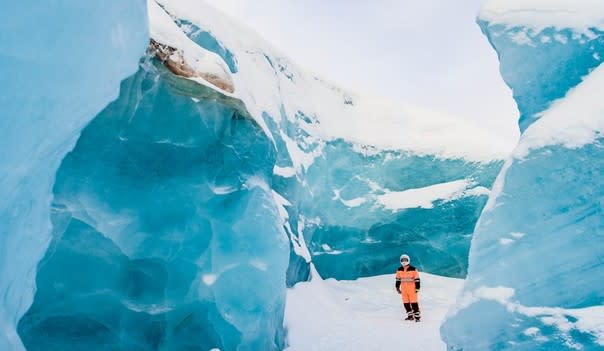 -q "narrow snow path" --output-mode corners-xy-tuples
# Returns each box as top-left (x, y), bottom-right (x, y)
(285, 272), (464, 351)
